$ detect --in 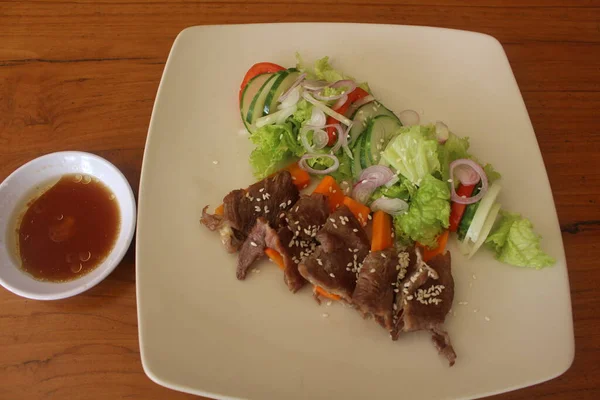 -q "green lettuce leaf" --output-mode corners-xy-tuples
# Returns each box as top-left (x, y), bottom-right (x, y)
(296, 53), (370, 92)
(485, 212), (555, 268)
(290, 99), (313, 126)
(370, 177), (417, 203)
(382, 125), (440, 185)
(306, 150), (353, 182)
(394, 174), (450, 248)
(249, 123), (305, 179)
(483, 163), (501, 184)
